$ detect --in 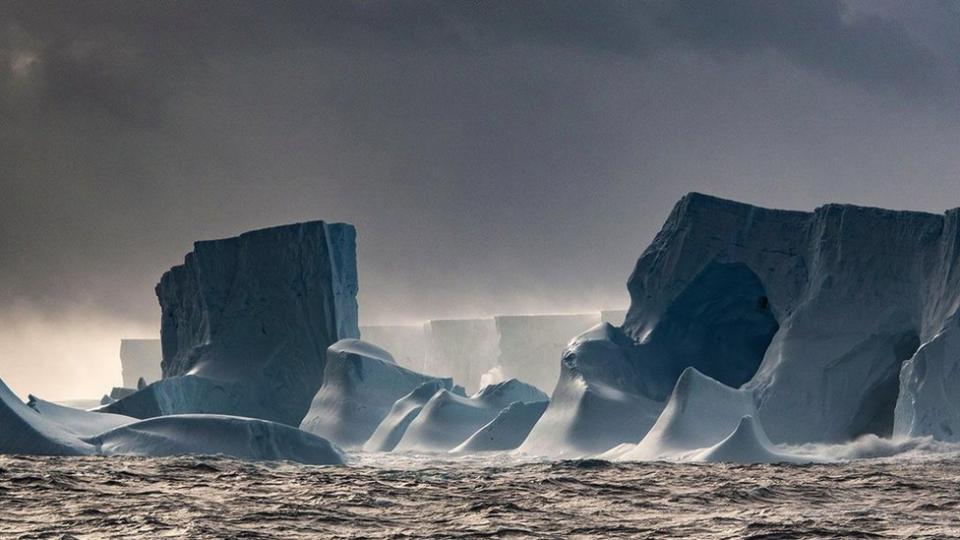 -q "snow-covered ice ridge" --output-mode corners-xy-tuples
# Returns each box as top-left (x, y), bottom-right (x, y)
(103, 221), (359, 427)
(525, 192), (960, 461)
